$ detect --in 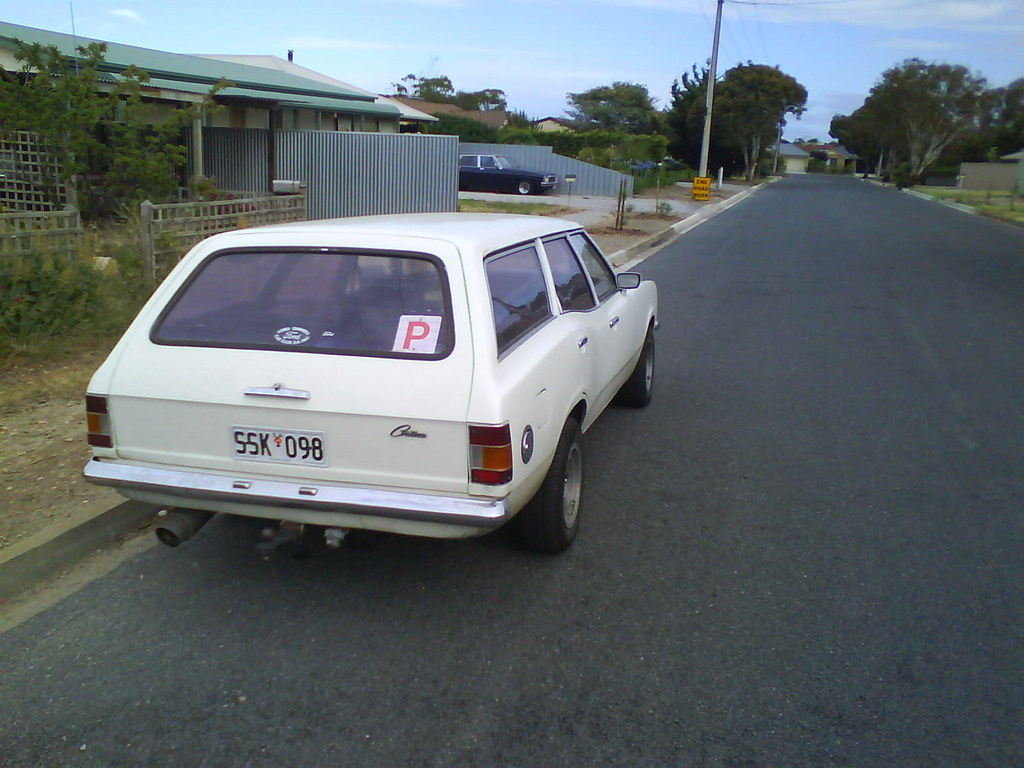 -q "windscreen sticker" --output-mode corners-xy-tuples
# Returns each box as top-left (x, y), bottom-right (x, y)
(393, 315), (442, 354)
(274, 326), (311, 345)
